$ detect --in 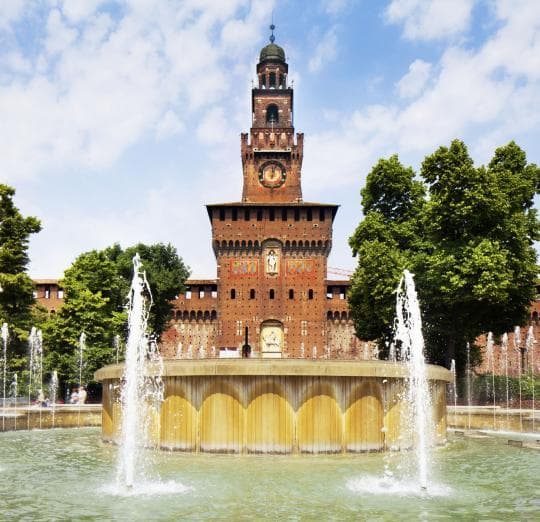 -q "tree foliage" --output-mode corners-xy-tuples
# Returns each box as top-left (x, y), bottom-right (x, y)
(0, 184), (41, 371)
(348, 141), (539, 373)
(43, 243), (189, 385)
